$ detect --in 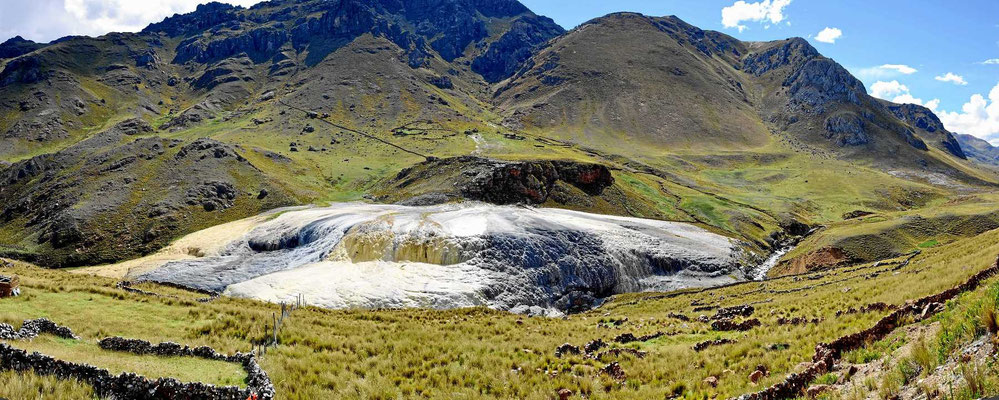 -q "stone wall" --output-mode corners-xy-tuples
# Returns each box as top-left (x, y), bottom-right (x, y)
(0, 318), (78, 340)
(0, 324), (274, 400)
(734, 255), (999, 400)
